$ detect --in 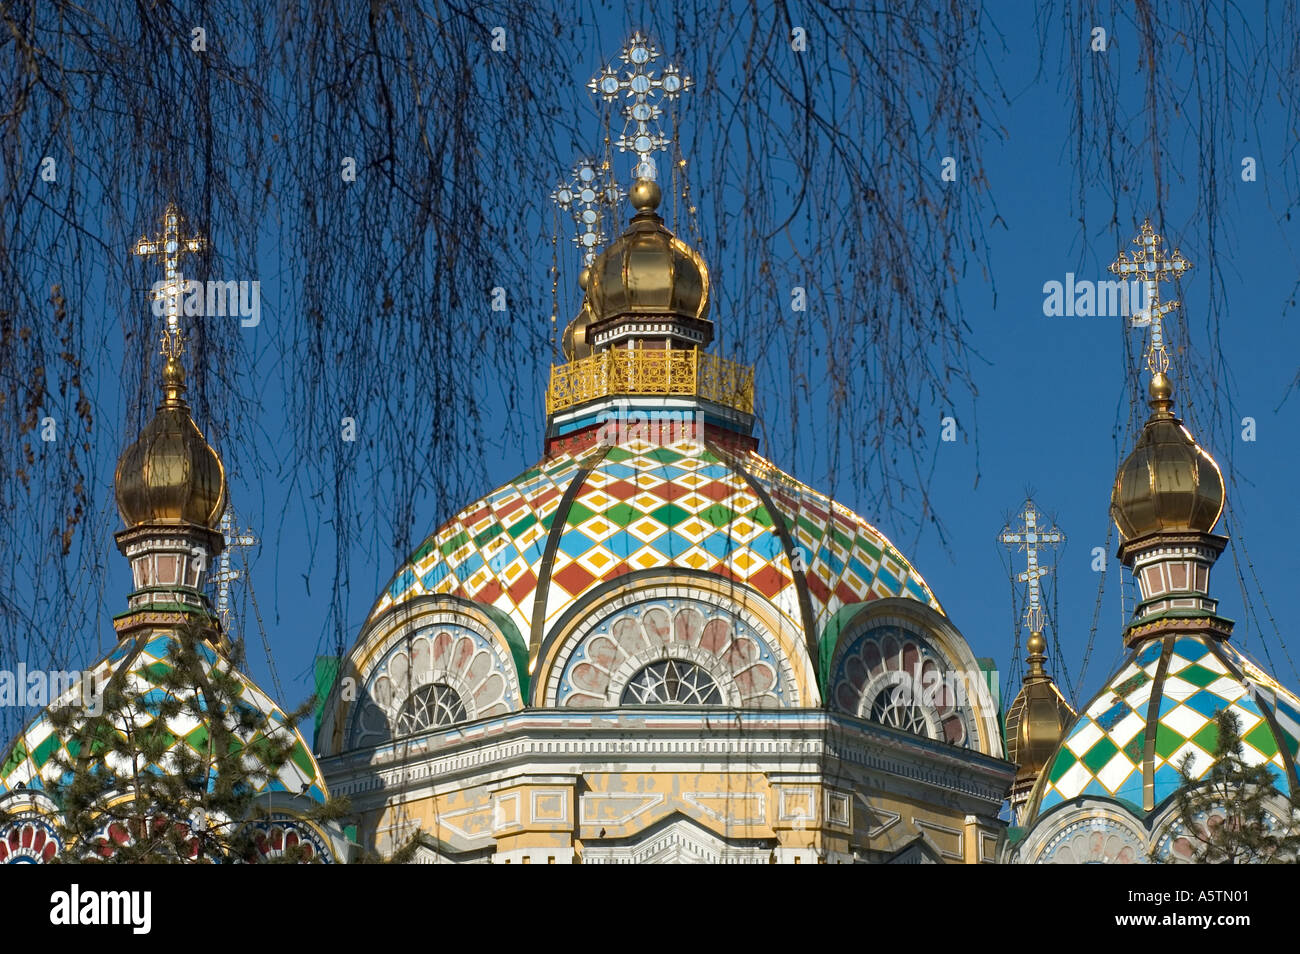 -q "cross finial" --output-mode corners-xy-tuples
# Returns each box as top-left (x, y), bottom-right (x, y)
(999, 499), (1065, 643)
(213, 505), (257, 630)
(552, 158), (624, 265)
(1108, 219), (1192, 375)
(589, 31), (691, 182)
(134, 203), (207, 360)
